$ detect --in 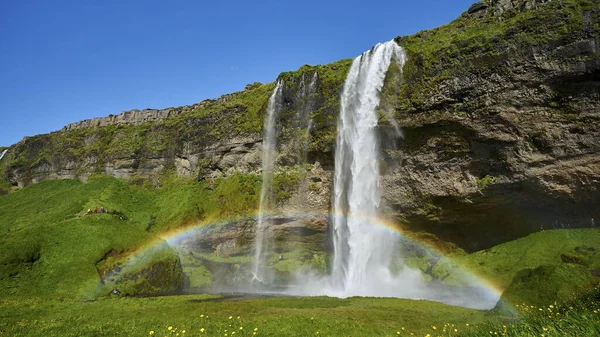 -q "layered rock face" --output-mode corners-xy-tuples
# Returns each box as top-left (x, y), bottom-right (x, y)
(1, 0), (599, 252)
(381, 0), (600, 250)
